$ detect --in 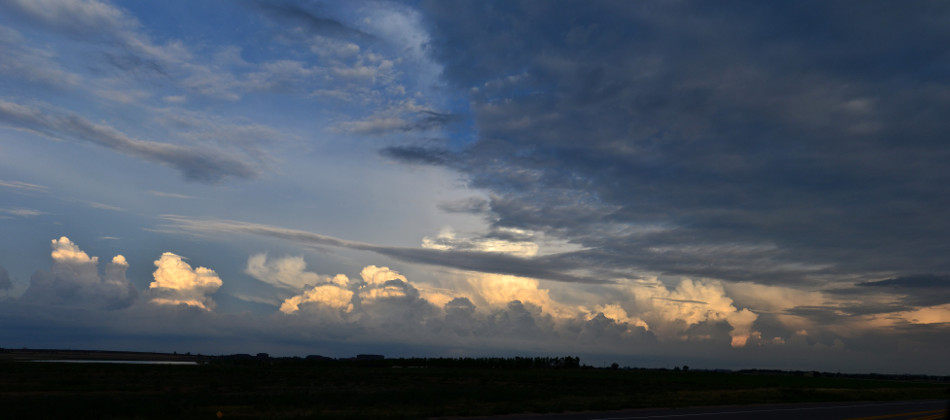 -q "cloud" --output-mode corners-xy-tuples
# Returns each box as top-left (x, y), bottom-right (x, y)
(0, 208), (46, 218)
(379, 145), (454, 165)
(275, 264), (431, 319)
(246, 253), (347, 292)
(464, 272), (569, 318)
(437, 197), (490, 214)
(336, 111), (457, 136)
(586, 303), (648, 330)
(0, 179), (48, 192)
(358, 265), (406, 287)
(251, 1), (377, 43)
(859, 274), (950, 290)
(19, 237), (137, 309)
(625, 278), (759, 347)
(0, 100), (260, 182)
(148, 191), (194, 199)
(0, 265), (12, 291)
(159, 215), (611, 285)
(280, 284), (354, 314)
(85, 202), (123, 212)
(0, 0), (188, 78)
(0, 25), (81, 89)
(148, 252), (223, 310)
(422, 227), (539, 258)
(413, 1), (950, 294)
(1, 0), (129, 37)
